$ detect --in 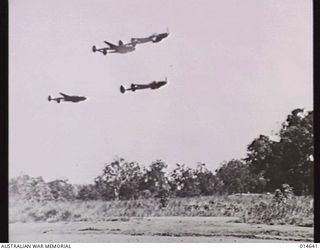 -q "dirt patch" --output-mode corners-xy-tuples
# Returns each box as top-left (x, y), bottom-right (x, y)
(78, 227), (102, 231)
(9, 217), (313, 243)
